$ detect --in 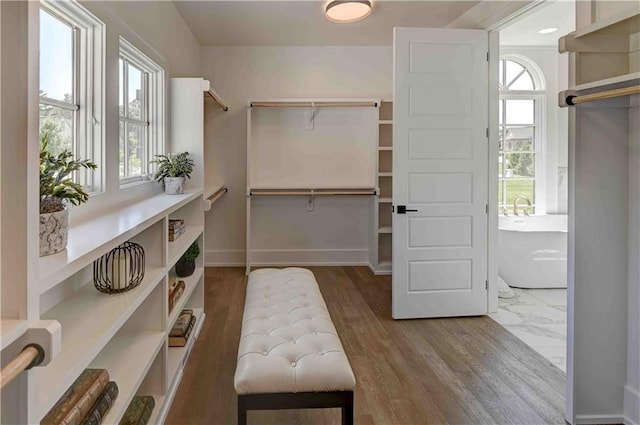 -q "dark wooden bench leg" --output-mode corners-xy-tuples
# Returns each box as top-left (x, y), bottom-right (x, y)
(238, 395), (247, 425)
(342, 391), (354, 425)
